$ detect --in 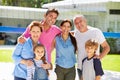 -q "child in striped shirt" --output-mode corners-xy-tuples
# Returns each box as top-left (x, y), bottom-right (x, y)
(27, 44), (49, 80)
